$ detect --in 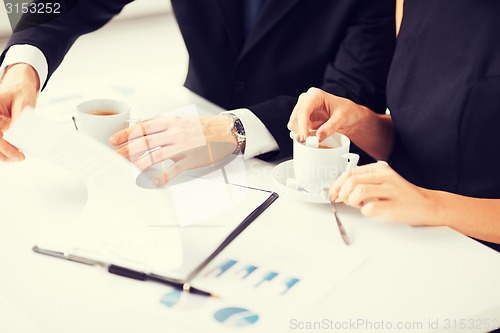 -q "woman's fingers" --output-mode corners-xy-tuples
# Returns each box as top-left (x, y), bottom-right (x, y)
(360, 200), (395, 220)
(344, 183), (394, 208)
(289, 88), (328, 141)
(316, 111), (342, 142)
(287, 94), (304, 134)
(288, 88), (362, 143)
(336, 174), (389, 203)
(330, 161), (392, 200)
(297, 89), (325, 141)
